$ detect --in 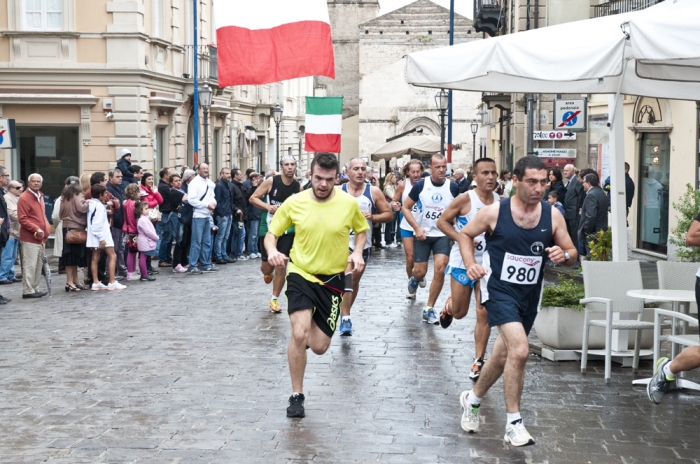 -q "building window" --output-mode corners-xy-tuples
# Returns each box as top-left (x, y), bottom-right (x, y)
(638, 132), (670, 254)
(23, 0), (63, 31)
(154, 127), (166, 173)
